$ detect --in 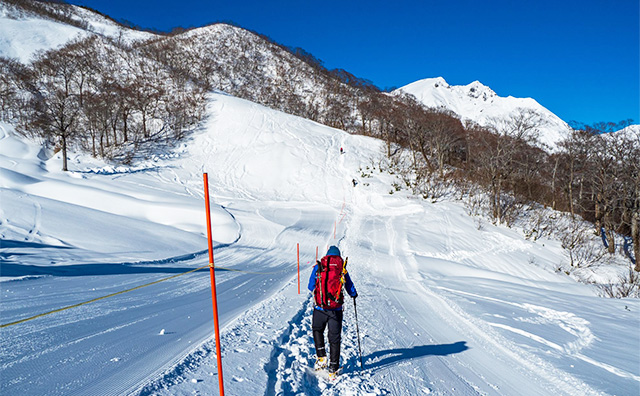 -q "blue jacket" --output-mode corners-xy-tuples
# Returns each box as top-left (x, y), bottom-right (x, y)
(308, 262), (357, 311)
